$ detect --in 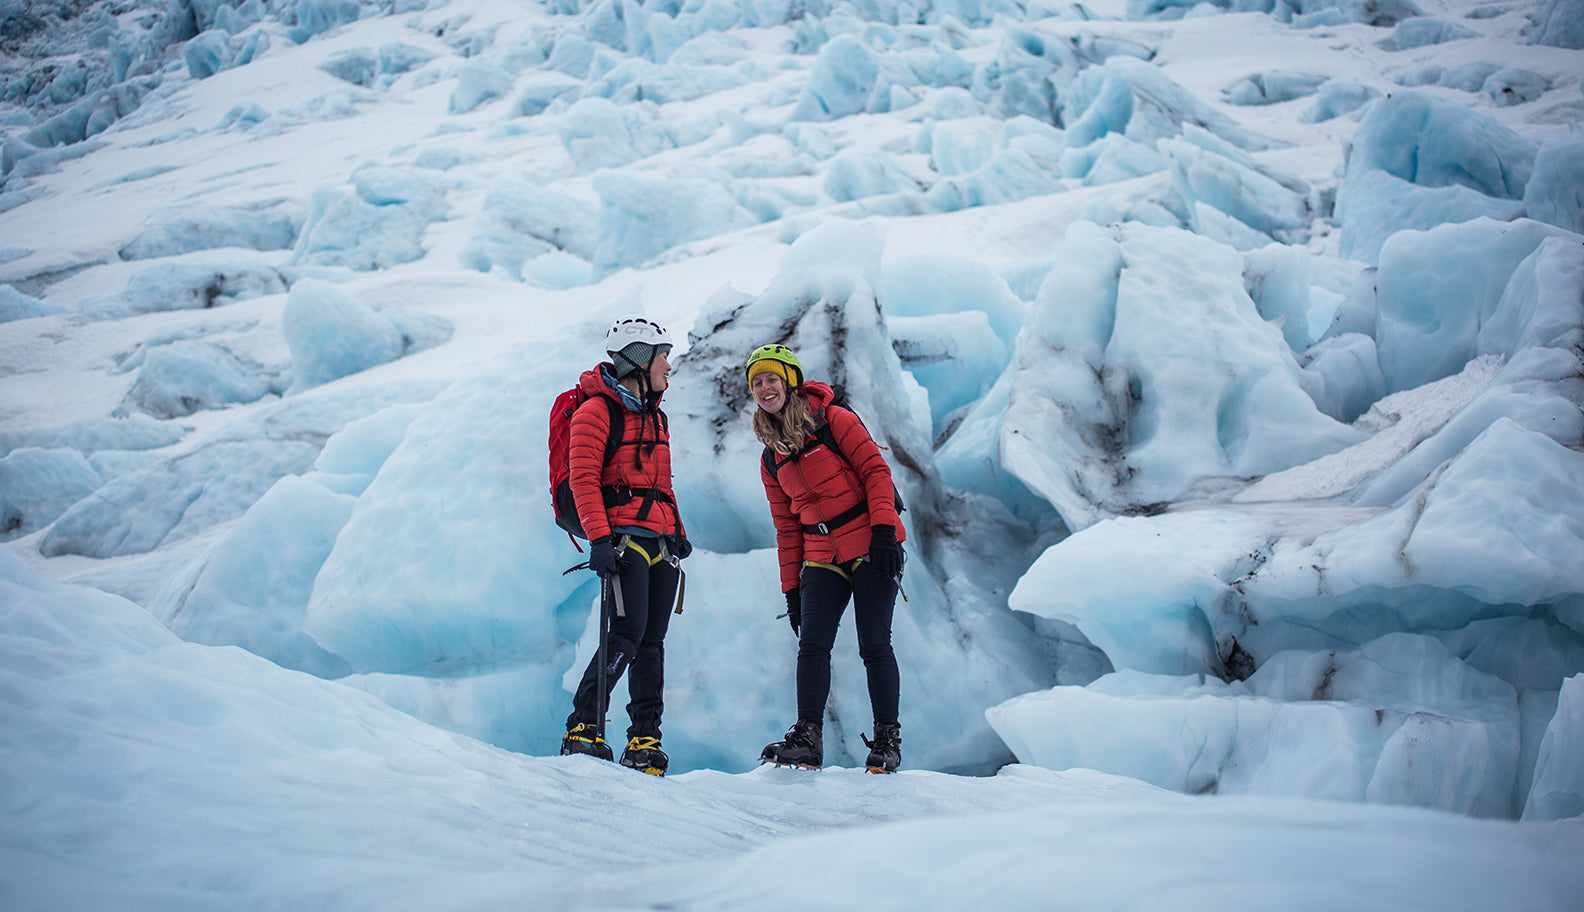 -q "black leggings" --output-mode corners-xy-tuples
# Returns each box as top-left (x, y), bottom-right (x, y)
(568, 535), (680, 740)
(796, 558), (899, 726)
